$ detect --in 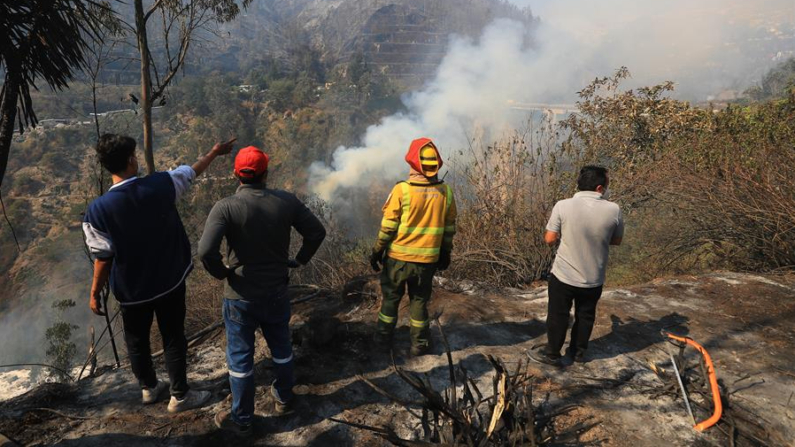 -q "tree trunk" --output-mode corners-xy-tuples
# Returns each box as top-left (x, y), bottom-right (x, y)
(134, 0), (156, 174)
(90, 68), (108, 195)
(0, 67), (21, 190)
